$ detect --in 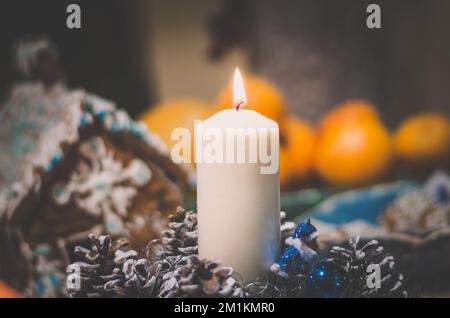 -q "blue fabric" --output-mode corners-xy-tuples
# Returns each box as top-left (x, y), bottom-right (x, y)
(303, 181), (419, 225)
